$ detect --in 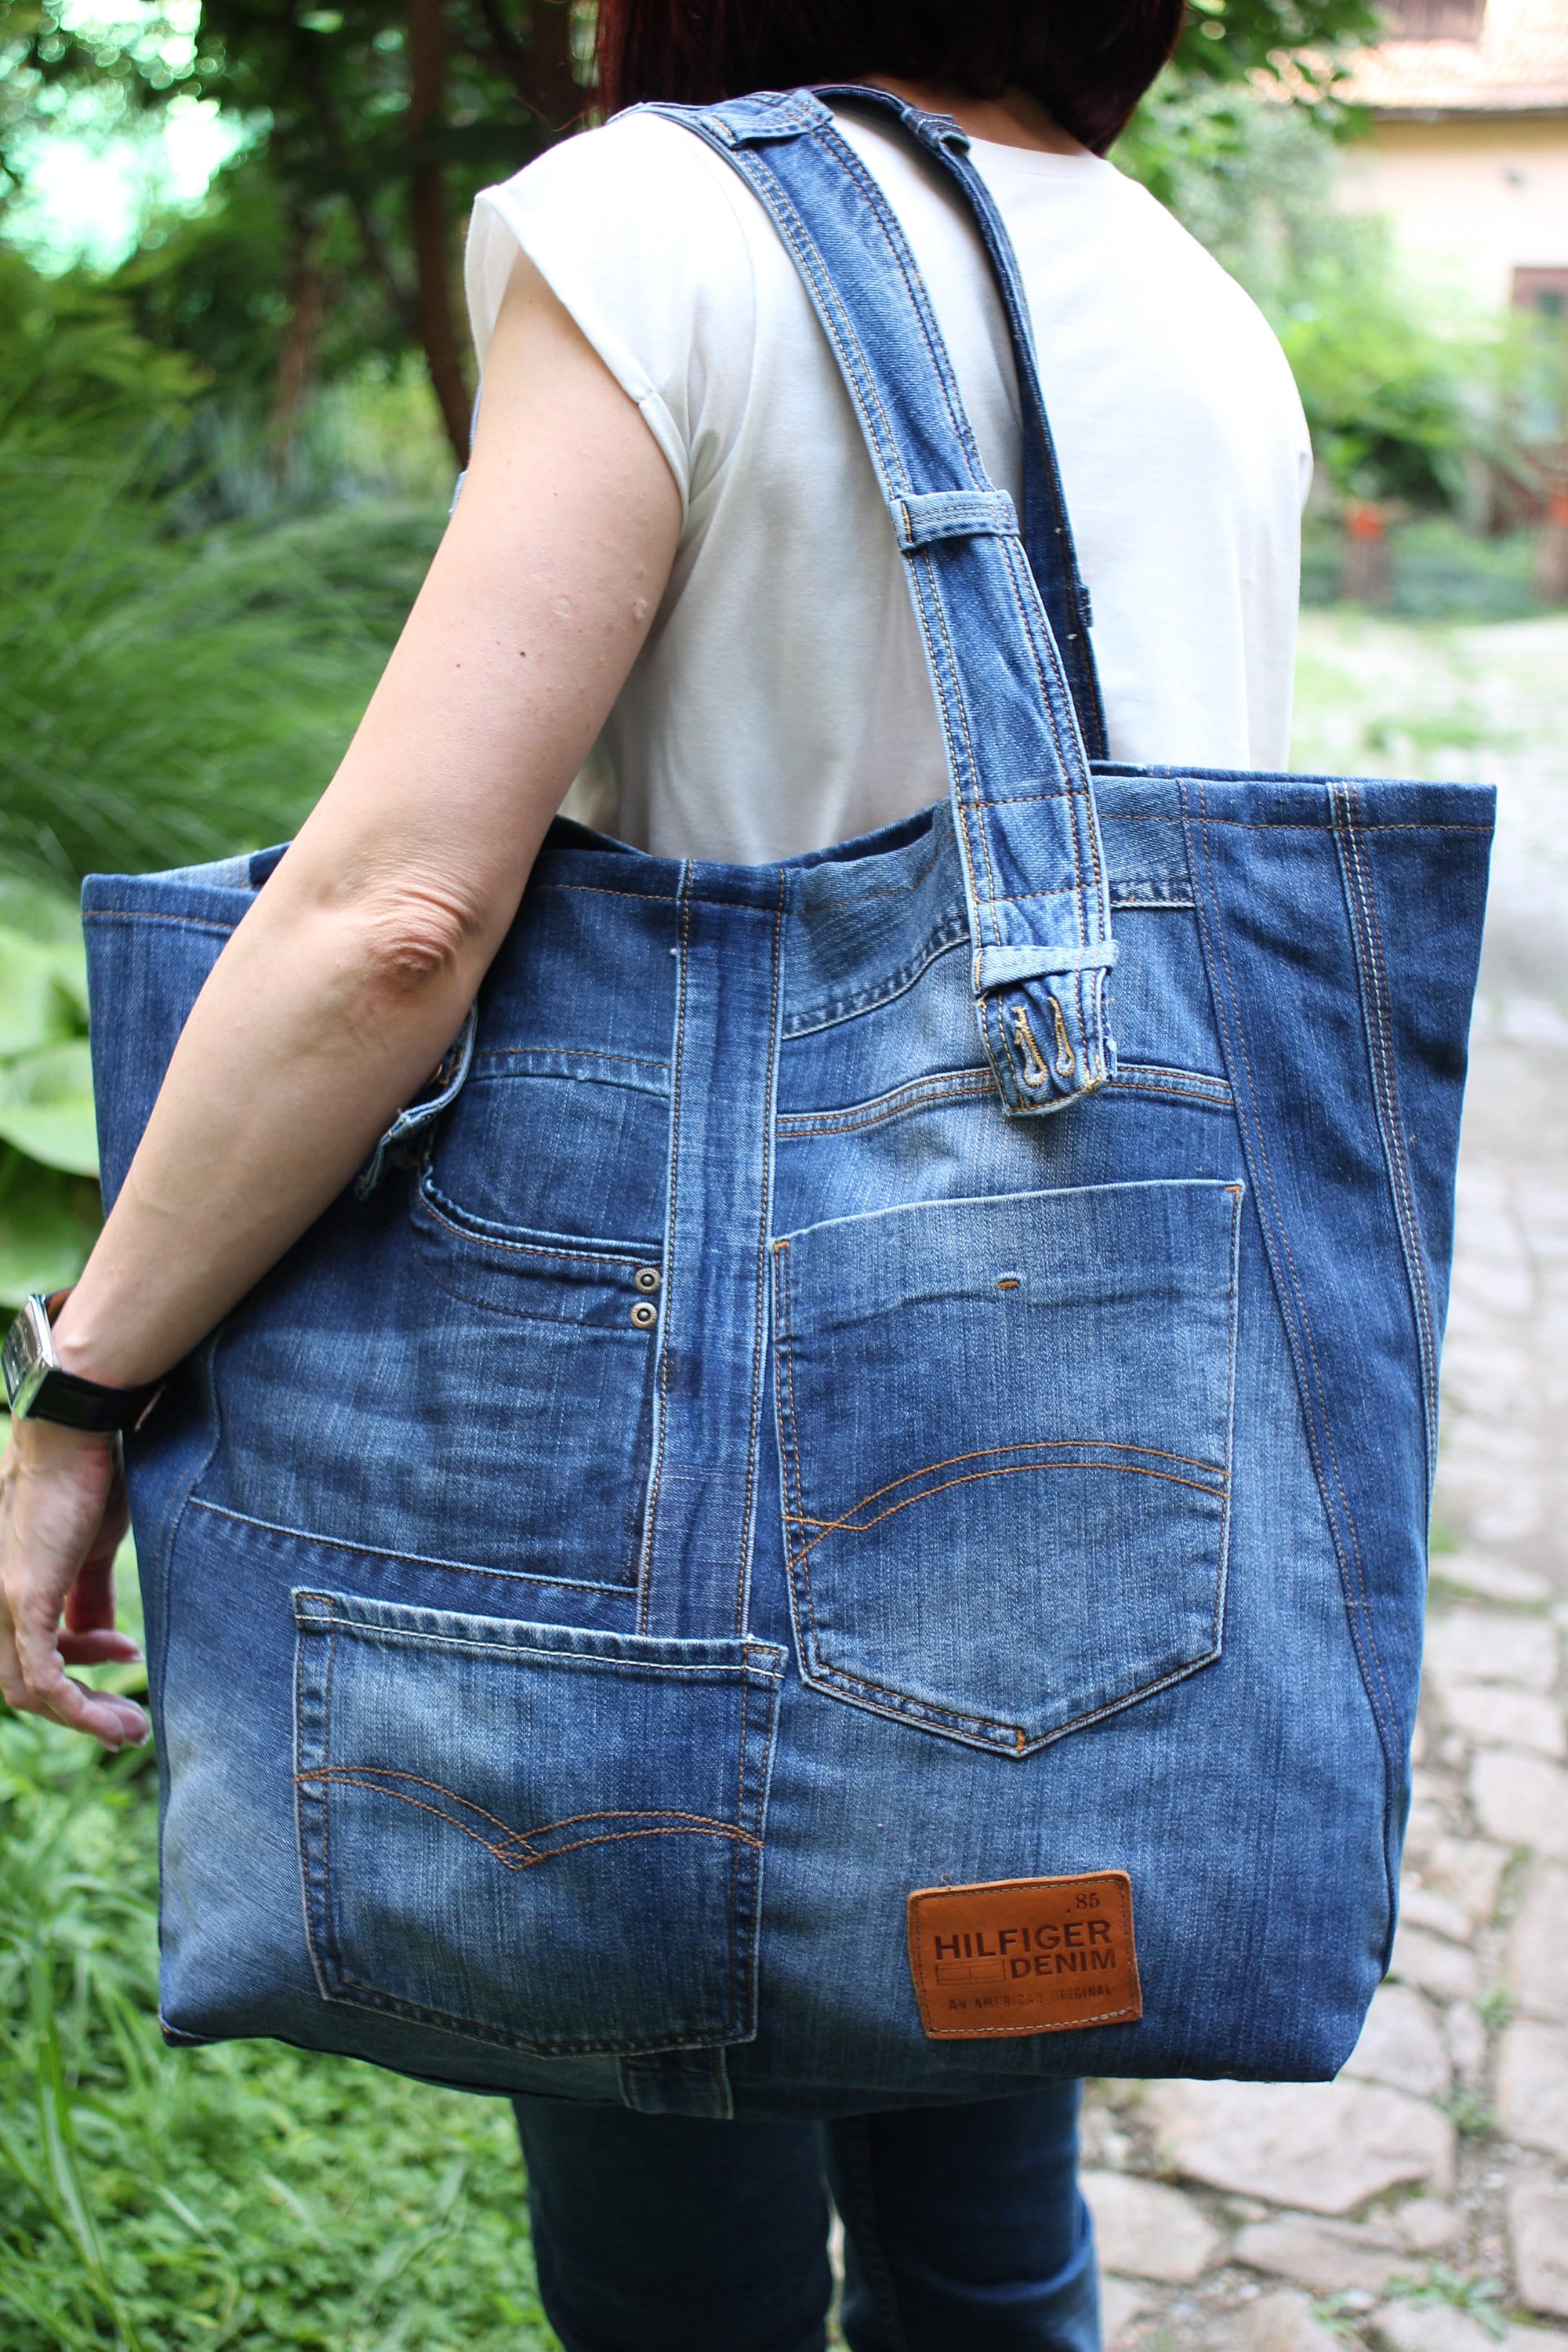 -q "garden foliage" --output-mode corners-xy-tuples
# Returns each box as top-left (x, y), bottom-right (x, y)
(0, 249), (445, 1297)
